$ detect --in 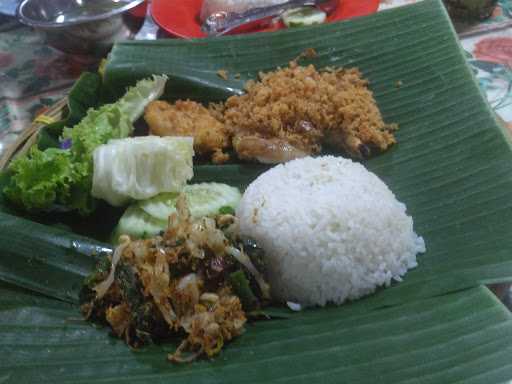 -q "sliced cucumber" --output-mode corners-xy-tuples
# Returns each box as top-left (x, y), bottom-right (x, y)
(282, 6), (326, 28)
(112, 205), (167, 243)
(112, 183), (242, 243)
(138, 183), (242, 222)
